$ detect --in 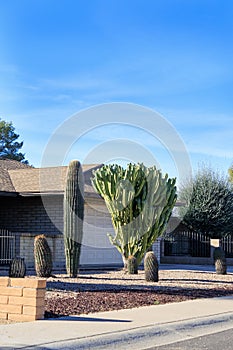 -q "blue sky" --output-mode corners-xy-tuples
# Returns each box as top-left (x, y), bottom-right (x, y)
(0, 0), (232, 183)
